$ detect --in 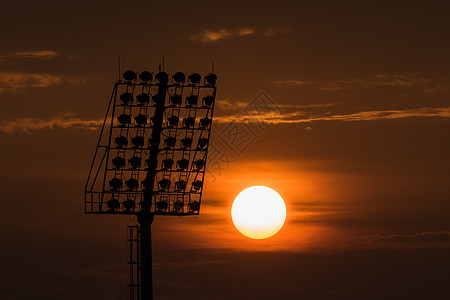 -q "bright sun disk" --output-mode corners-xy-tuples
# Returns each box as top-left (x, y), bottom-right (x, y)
(231, 186), (287, 239)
